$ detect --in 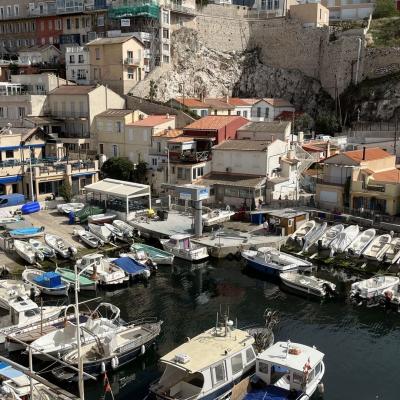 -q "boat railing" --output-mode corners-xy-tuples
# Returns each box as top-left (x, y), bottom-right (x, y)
(124, 316), (159, 326)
